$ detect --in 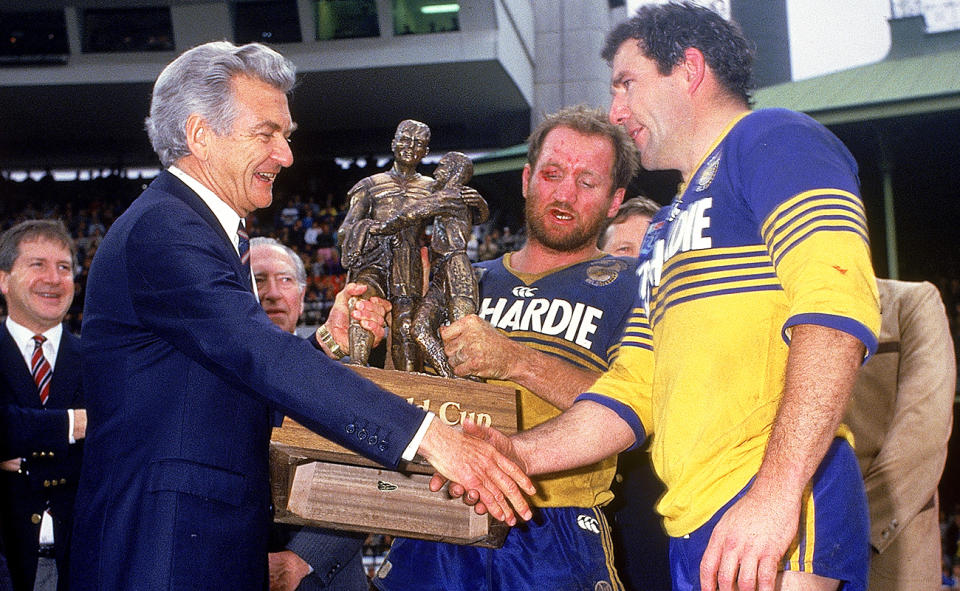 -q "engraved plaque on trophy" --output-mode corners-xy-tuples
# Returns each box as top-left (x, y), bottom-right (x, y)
(271, 366), (518, 547)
